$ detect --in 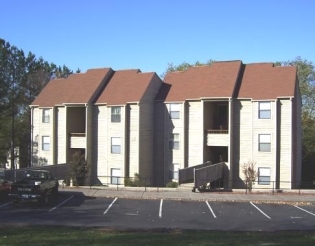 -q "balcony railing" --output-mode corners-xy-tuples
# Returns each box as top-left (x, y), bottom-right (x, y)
(206, 129), (228, 134)
(69, 133), (86, 148)
(206, 129), (229, 146)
